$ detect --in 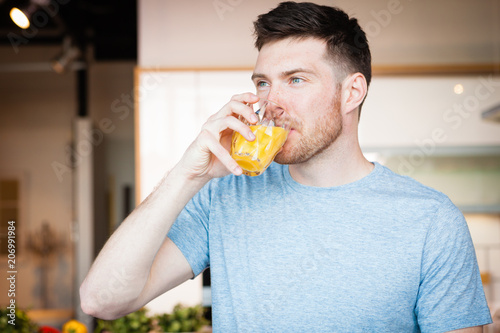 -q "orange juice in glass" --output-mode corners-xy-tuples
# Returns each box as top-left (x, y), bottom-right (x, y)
(231, 99), (291, 176)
